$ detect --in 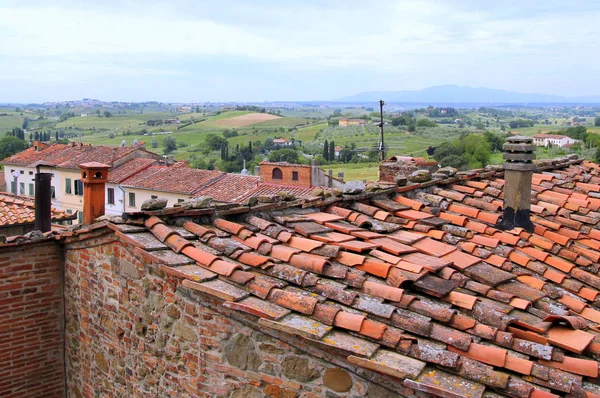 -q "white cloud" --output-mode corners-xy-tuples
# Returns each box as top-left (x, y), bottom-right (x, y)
(0, 0), (599, 99)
